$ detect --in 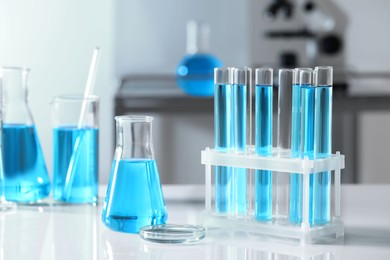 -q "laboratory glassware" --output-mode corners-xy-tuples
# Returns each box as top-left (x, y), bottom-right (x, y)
(214, 67), (234, 213)
(232, 68), (248, 213)
(312, 66), (333, 225)
(102, 115), (167, 233)
(289, 68), (312, 225)
(176, 20), (222, 97)
(254, 67), (273, 221)
(275, 69), (293, 220)
(140, 224), (206, 243)
(0, 69), (16, 211)
(301, 71), (316, 226)
(51, 94), (99, 203)
(1, 67), (50, 202)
